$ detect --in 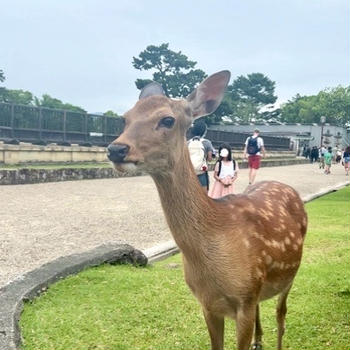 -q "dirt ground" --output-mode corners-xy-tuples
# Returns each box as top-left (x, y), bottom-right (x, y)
(0, 162), (348, 288)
